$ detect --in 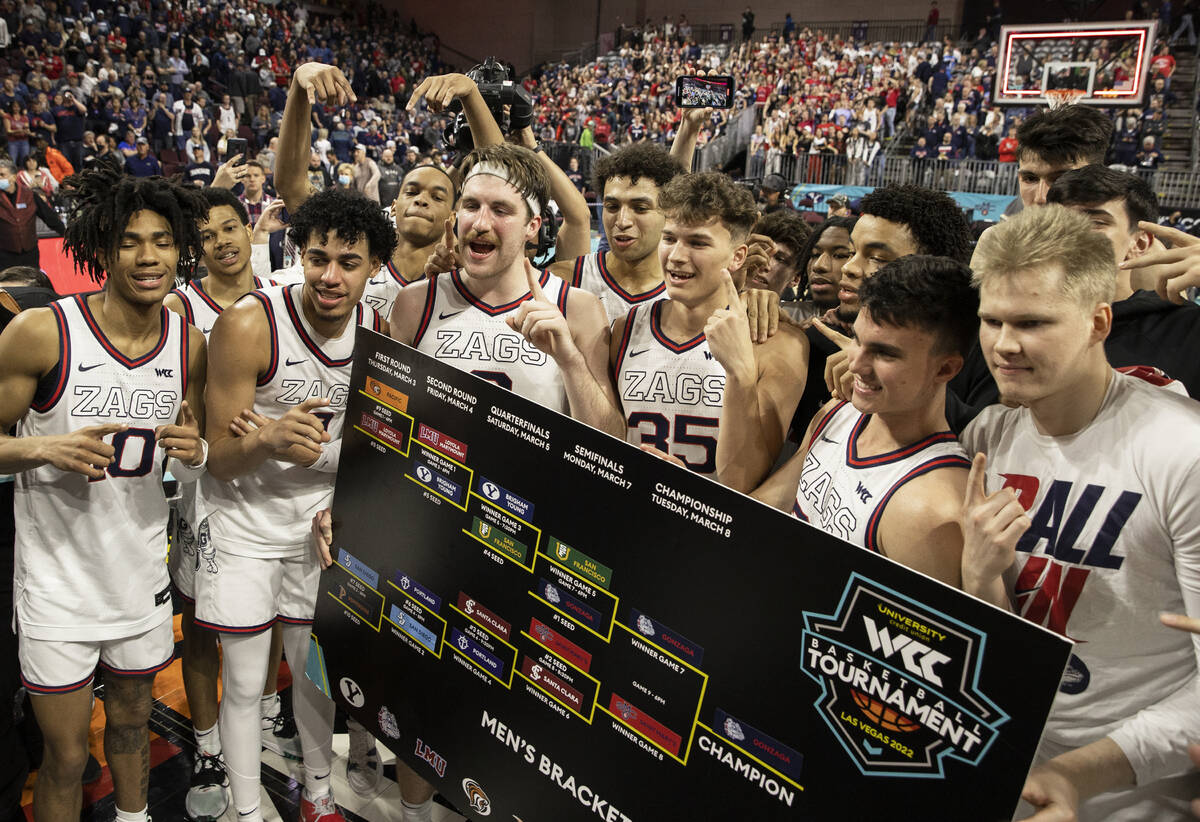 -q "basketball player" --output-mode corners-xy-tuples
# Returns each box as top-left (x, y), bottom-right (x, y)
(1046, 165), (1200, 397)
(609, 171), (810, 491)
(962, 205), (1200, 821)
(0, 167), (208, 822)
(377, 142), (615, 822)
(392, 142), (617, 429)
(781, 215), (853, 324)
(547, 143), (683, 324)
(751, 256), (976, 586)
(275, 63), (486, 321)
(1014, 105), (1113, 208)
(198, 188), (396, 822)
(164, 187), (299, 821)
(805, 184), (972, 424)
